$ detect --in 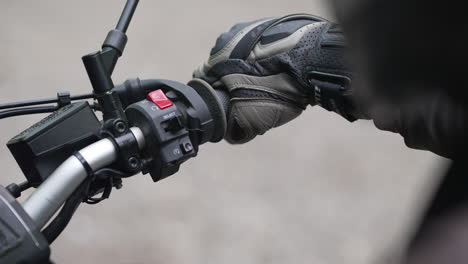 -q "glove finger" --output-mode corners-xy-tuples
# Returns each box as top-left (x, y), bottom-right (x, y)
(193, 18), (275, 80)
(229, 14), (327, 60)
(220, 73), (309, 106)
(226, 99), (303, 144)
(210, 18), (273, 57)
(218, 72), (308, 144)
(248, 20), (327, 60)
(198, 59), (261, 85)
